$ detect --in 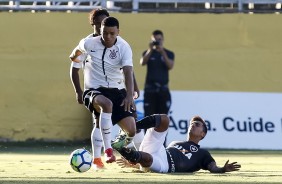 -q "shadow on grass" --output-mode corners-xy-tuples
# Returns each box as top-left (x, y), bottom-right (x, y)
(0, 141), (93, 155)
